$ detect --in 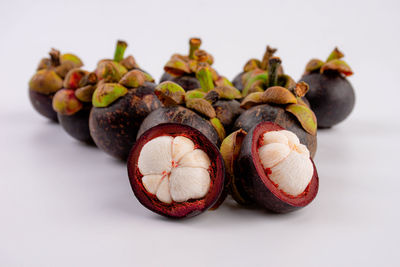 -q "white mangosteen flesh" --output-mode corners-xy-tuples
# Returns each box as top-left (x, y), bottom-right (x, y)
(258, 130), (313, 196)
(138, 136), (211, 204)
